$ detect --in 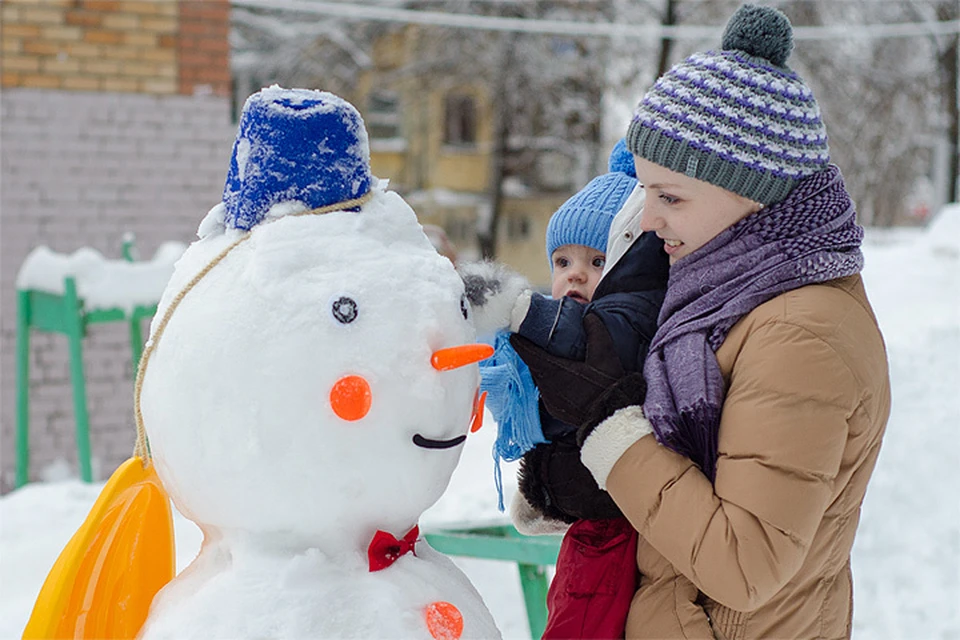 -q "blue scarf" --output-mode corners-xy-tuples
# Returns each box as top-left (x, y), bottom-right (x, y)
(479, 331), (546, 510)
